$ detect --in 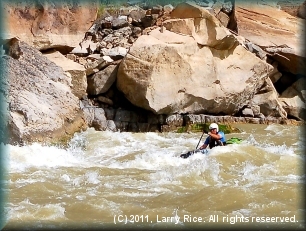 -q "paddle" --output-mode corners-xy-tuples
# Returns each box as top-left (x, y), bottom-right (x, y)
(195, 129), (206, 149)
(180, 129), (208, 159)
